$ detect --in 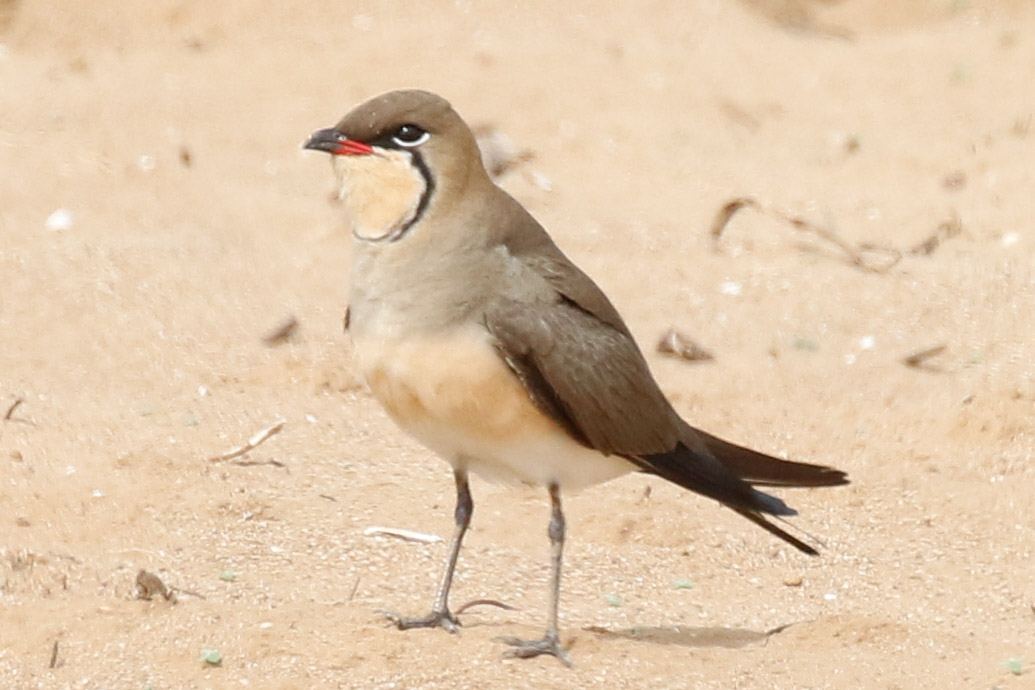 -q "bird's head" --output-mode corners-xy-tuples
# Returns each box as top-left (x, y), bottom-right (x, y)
(305, 89), (487, 243)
